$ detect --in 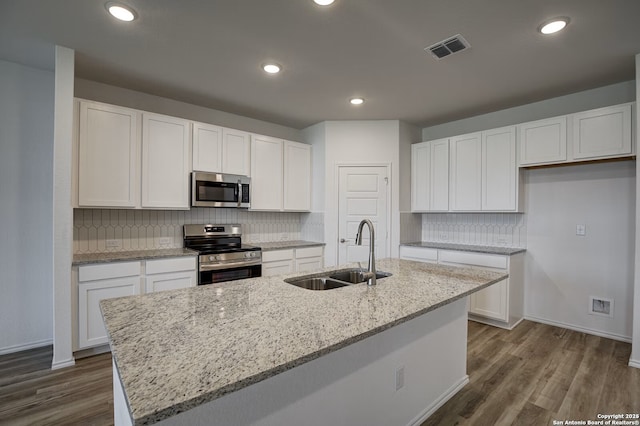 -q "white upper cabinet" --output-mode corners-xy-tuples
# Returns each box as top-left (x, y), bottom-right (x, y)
(518, 116), (567, 166)
(192, 122), (223, 173)
(141, 113), (191, 209)
(411, 139), (449, 212)
(222, 128), (251, 176)
(571, 104), (632, 160)
(77, 100), (140, 208)
(283, 140), (311, 211)
(192, 124), (251, 176)
(482, 126), (517, 211)
(251, 135), (284, 211)
(450, 132), (482, 211)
